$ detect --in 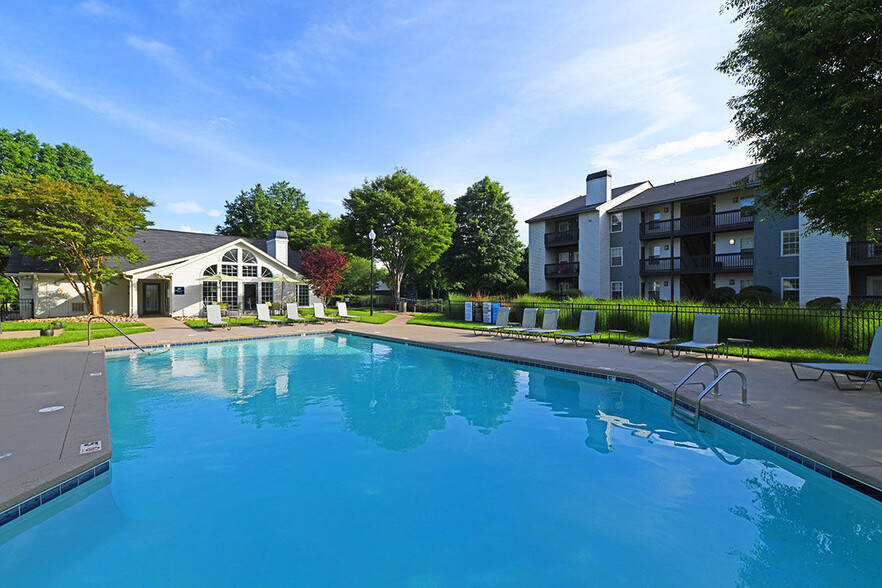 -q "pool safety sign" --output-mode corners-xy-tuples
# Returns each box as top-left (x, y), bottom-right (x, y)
(80, 441), (102, 455)
(465, 302), (473, 321)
